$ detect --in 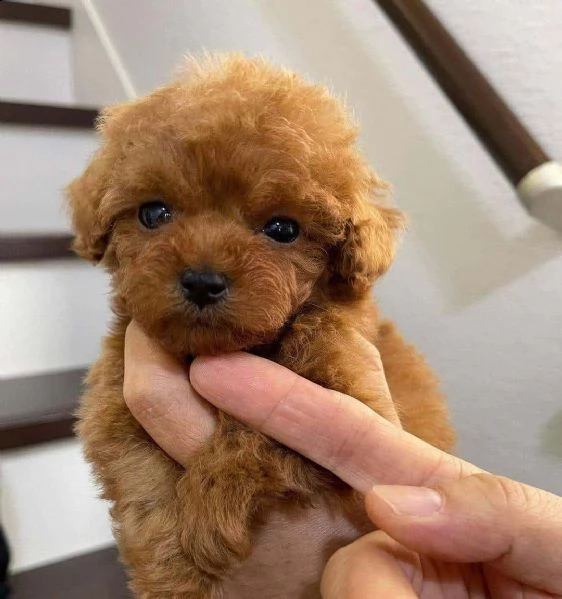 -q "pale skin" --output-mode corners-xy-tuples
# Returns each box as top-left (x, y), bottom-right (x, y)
(123, 322), (562, 598)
